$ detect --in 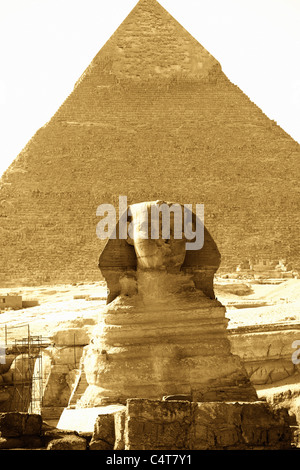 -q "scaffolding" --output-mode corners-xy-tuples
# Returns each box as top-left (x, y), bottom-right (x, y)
(1, 324), (50, 414)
